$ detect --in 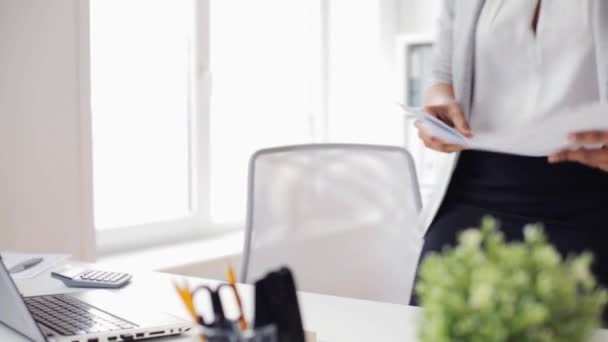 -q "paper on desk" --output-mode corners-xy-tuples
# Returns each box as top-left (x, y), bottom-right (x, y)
(402, 103), (608, 156)
(0, 252), (70, 279)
